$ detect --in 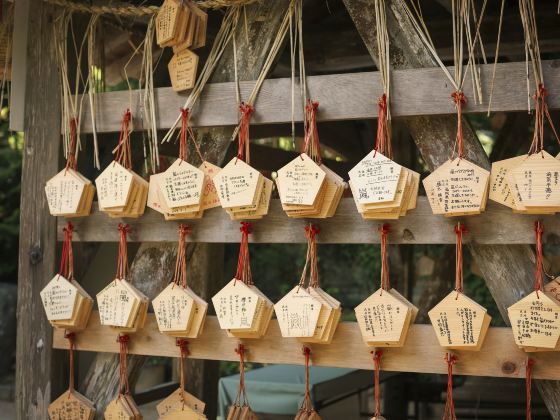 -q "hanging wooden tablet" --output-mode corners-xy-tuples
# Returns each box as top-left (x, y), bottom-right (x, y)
(212, 223), (273, 338)
(157, 340), (208, 419)
(153, 225), (208, 338)
(508, 222), (560, 351)
(429, 224), (491, 350)
(214, 104), (272, 219)
(156, 0), (182, 47)
(96, 111), (148, 218)
(105, 335), (142, 420)
(347, 1), (417, 220)
(169, 49), (199, 92)
(355, 224), (417, 347)
(275, 225), (341, 343)
(151, 109), (215, 220)
(96, 224), (149, 333)
(294, 347), (321, 420)
(277, 101), (343, 219)
(226, 345), (258, 420)
(41, 222), (93, 331)
(48, 333), (96, 420)
(45, 118), (95, 218)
